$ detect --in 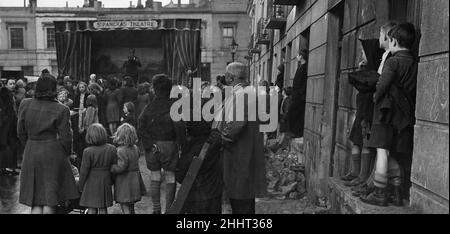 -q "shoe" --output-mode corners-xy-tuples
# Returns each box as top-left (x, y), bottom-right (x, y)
(344, 178), (364, 187)
(360, 187), (388, 207)
(0, 169), (7, 175)
(153, 210), (161, 214)
(351, 184), (368, 197)
(340, 173), (358, 182)
(388, 185), (404, 207)
(6, 170), (20, 176)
